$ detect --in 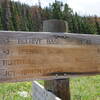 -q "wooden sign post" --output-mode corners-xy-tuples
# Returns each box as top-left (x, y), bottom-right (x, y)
(43, 19), (70, 100)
